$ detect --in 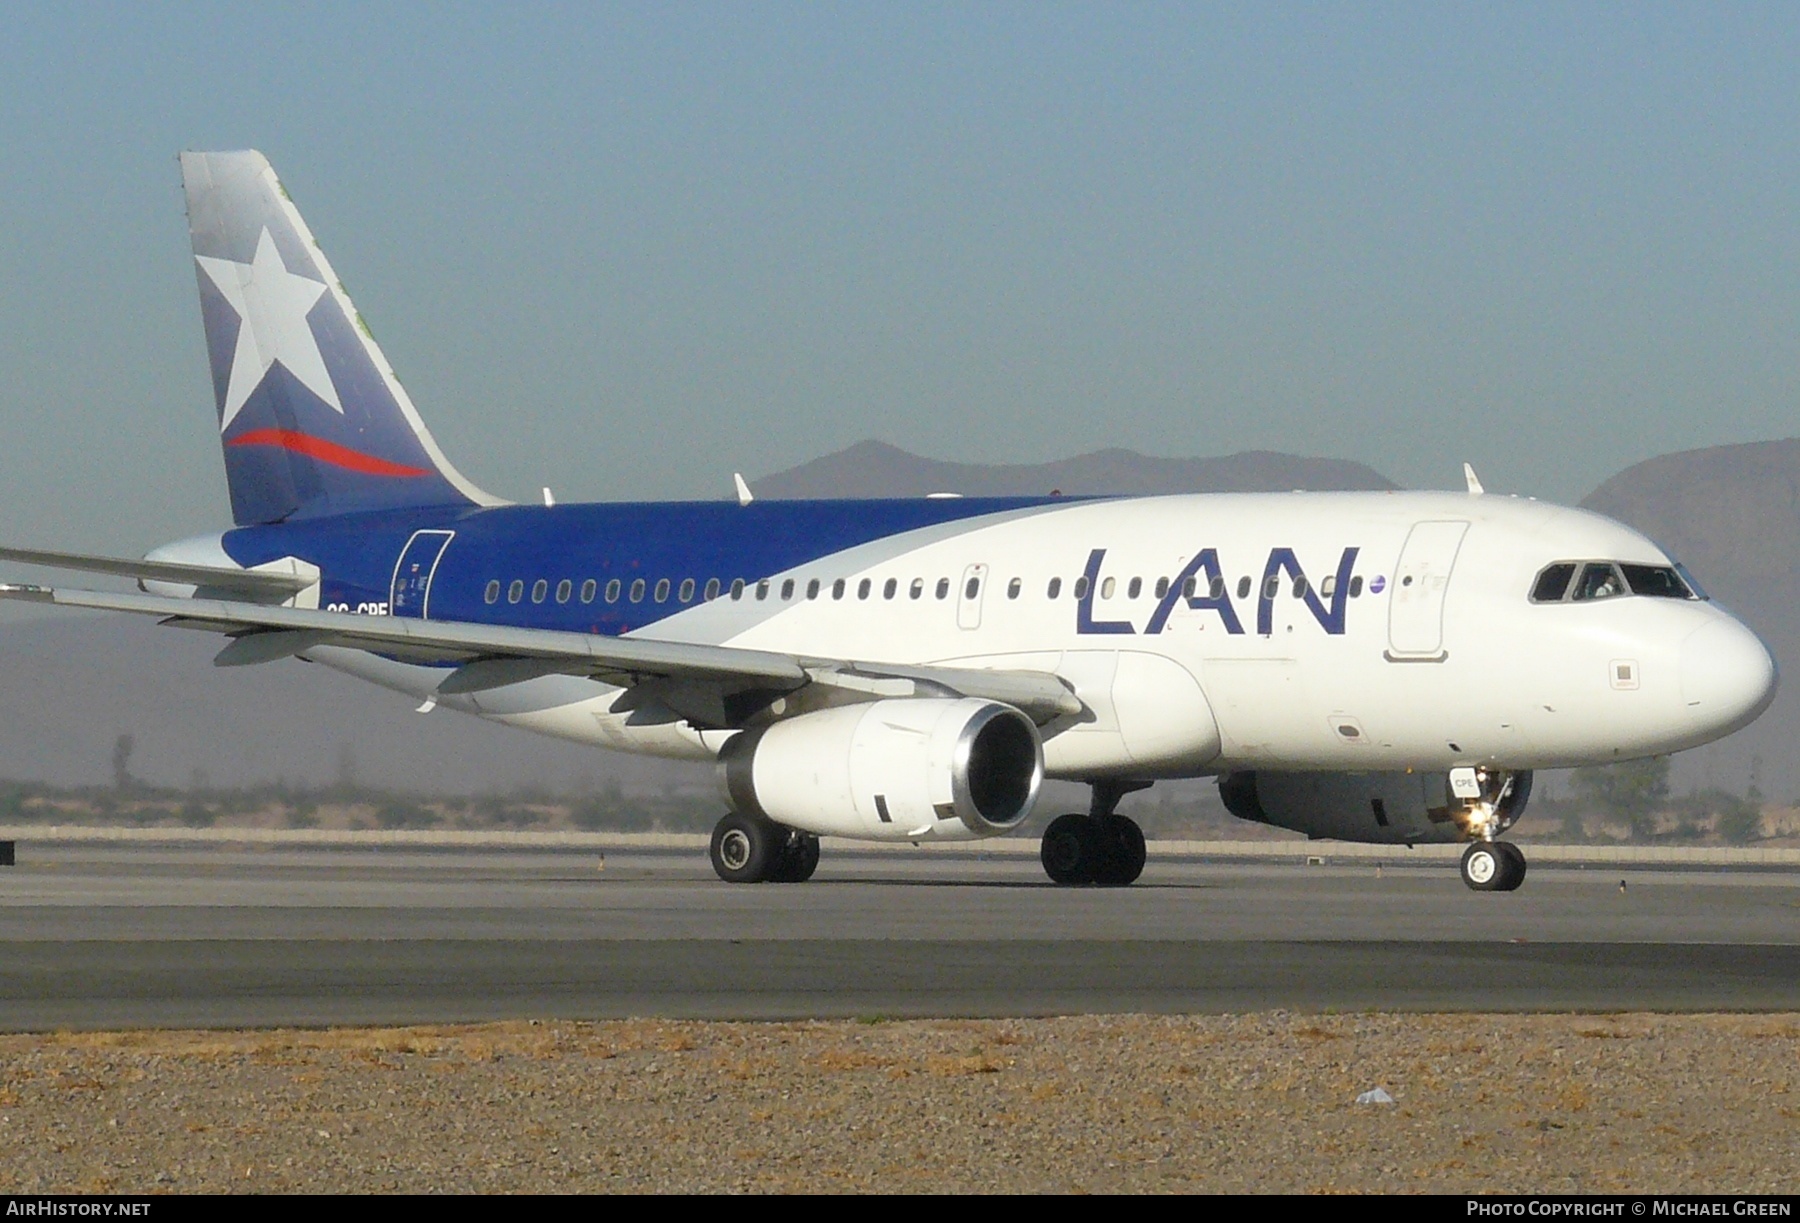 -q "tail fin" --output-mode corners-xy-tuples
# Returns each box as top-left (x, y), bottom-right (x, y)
(180, 150), (503, 525)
